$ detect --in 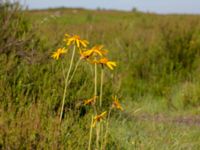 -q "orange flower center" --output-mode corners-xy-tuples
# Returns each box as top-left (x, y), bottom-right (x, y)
(74, 35), (80, 40)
